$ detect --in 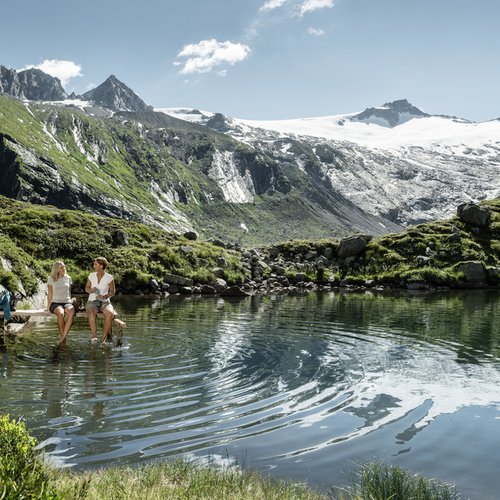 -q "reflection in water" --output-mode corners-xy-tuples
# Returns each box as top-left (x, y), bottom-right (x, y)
(0, 291), (499, 497)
